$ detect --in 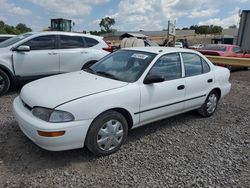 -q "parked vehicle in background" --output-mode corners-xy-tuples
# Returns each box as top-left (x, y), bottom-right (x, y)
(0, 31), (110, 95)
(199, 44), (250, 70)
(120, 37), (159, 48)
(0, 34), (16, 43)
(13, 47), (231, 156)
(190, 44), (204, 49)
(199, 44), (250, 58)
(174, 42), (183, 48)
